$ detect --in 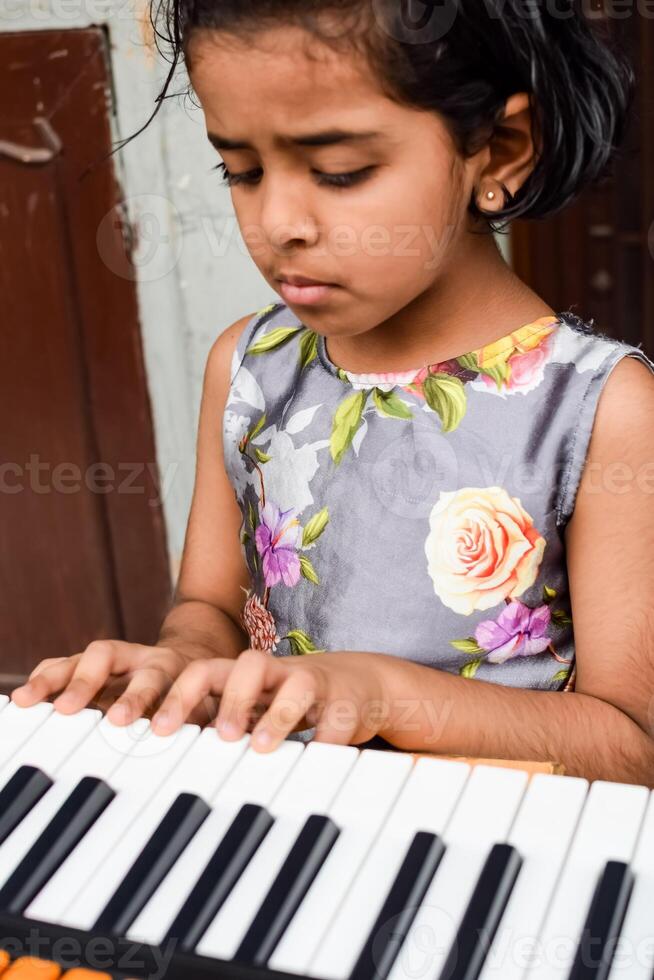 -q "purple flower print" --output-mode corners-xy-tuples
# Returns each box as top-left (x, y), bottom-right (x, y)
(255, 501), (302, 587)
(475, 600), (552, 664)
